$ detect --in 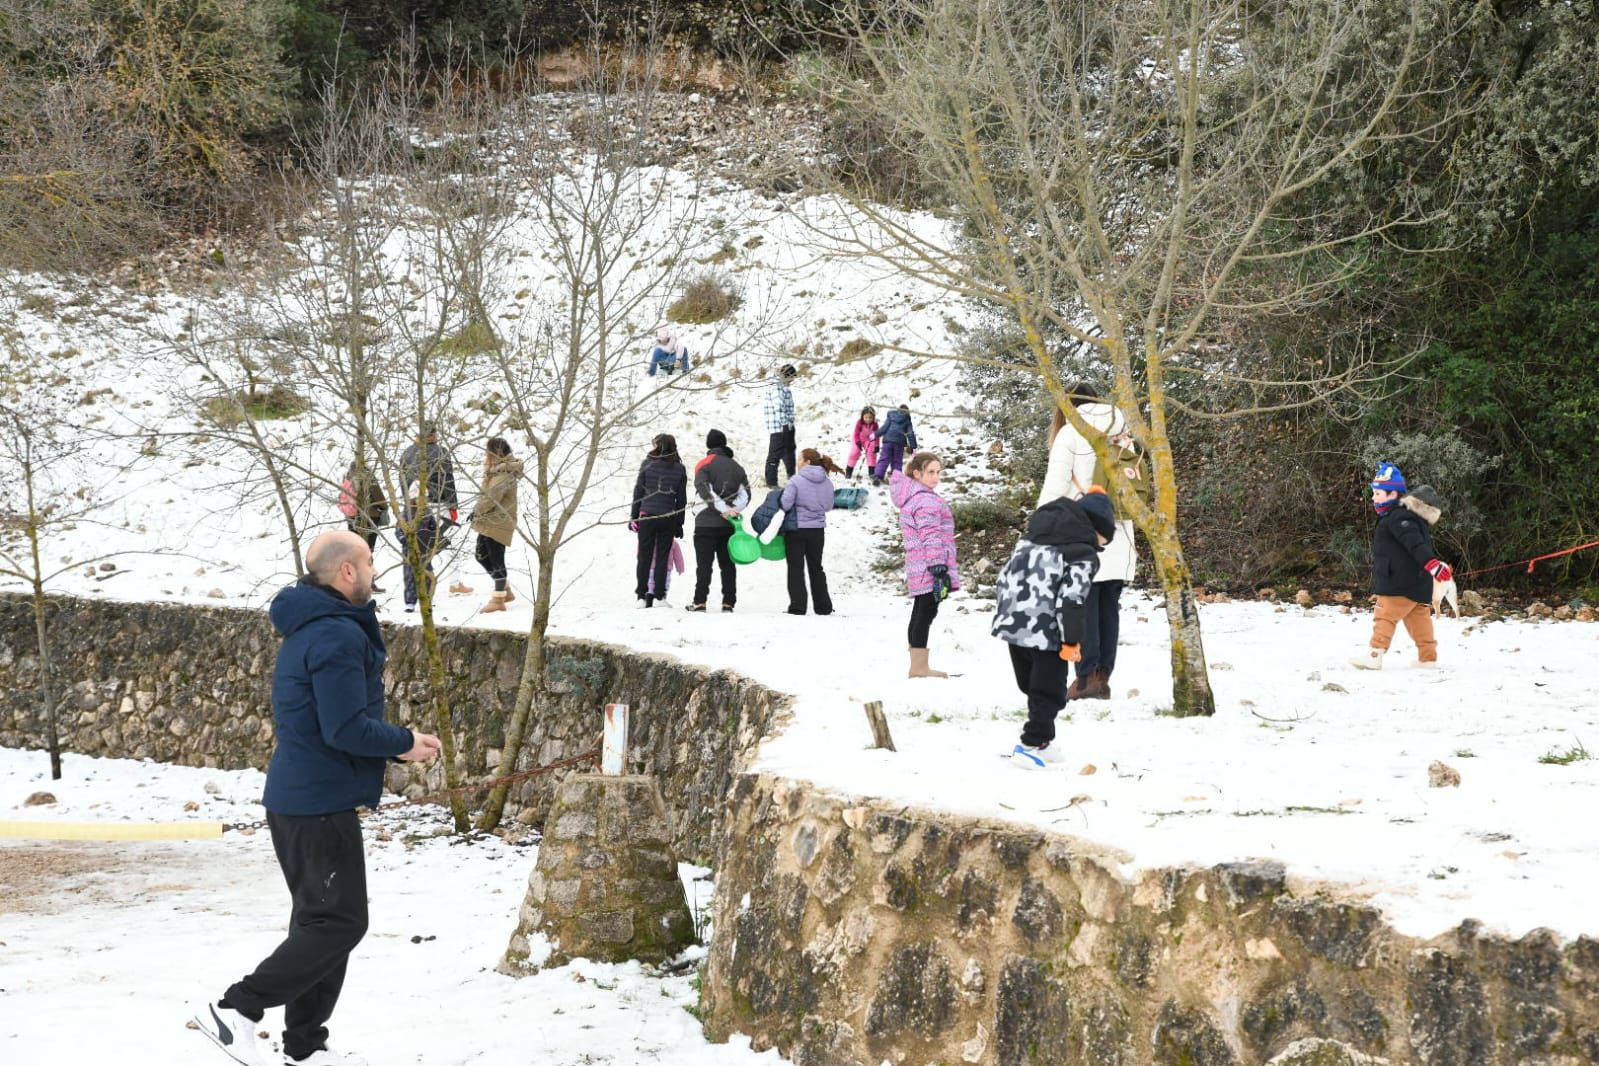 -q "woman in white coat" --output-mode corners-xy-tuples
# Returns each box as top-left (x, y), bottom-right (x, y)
(1037, 382), (1136, 699)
